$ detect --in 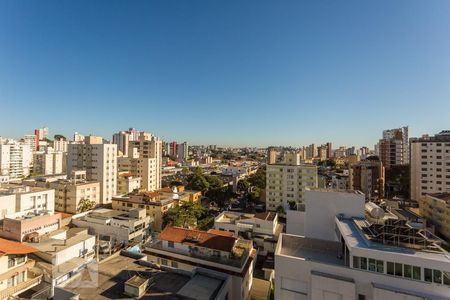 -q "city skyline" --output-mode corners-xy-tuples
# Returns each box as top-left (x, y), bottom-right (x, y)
(1, 1), (450, 146)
